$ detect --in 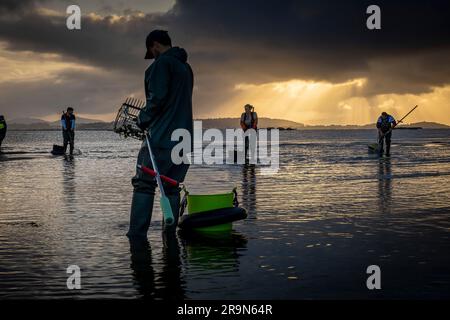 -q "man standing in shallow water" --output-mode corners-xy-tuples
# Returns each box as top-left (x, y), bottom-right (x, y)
(376, 111), (397, 157)
(240, 104), (258, 161)
(127, 30), (194, 239)
(61, 107), (76, 155)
